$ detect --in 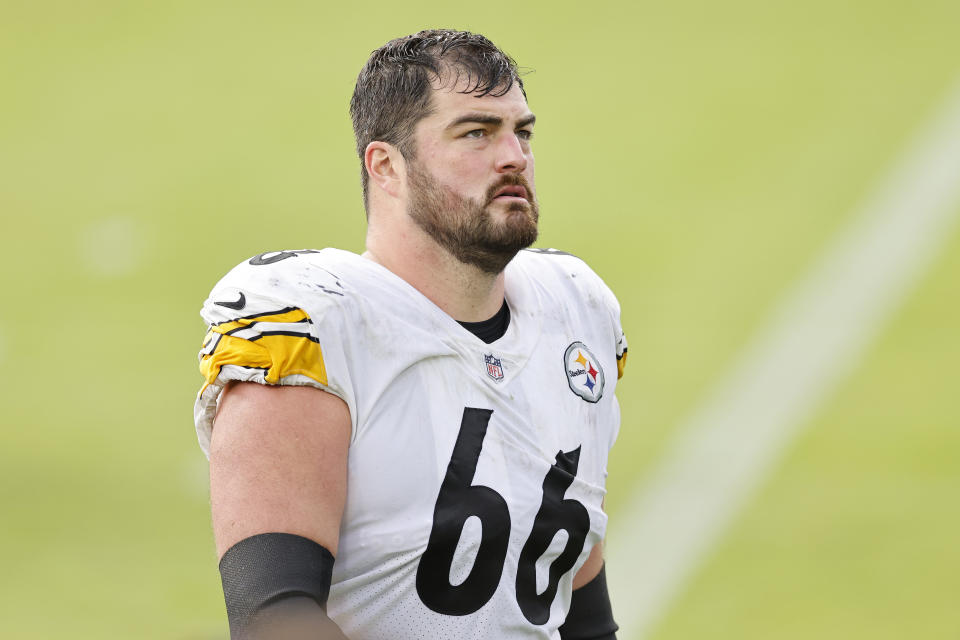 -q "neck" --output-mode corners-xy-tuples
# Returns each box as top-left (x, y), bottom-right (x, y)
(364, 216), (507, 323)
